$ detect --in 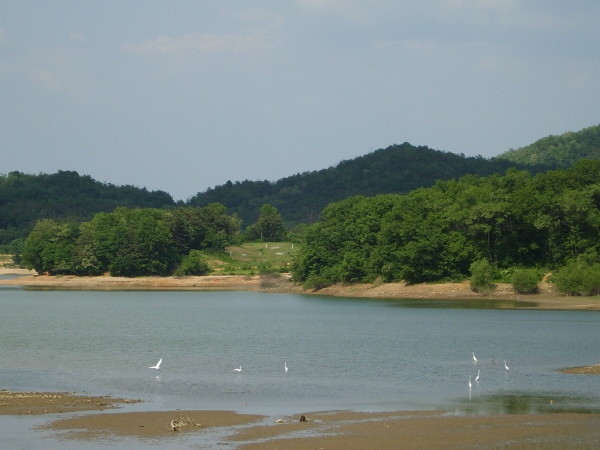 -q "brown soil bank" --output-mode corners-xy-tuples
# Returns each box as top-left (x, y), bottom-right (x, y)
(3, 270), (600, 311)
(38, 408), (600, 448)
(0, 390), (140, 415)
